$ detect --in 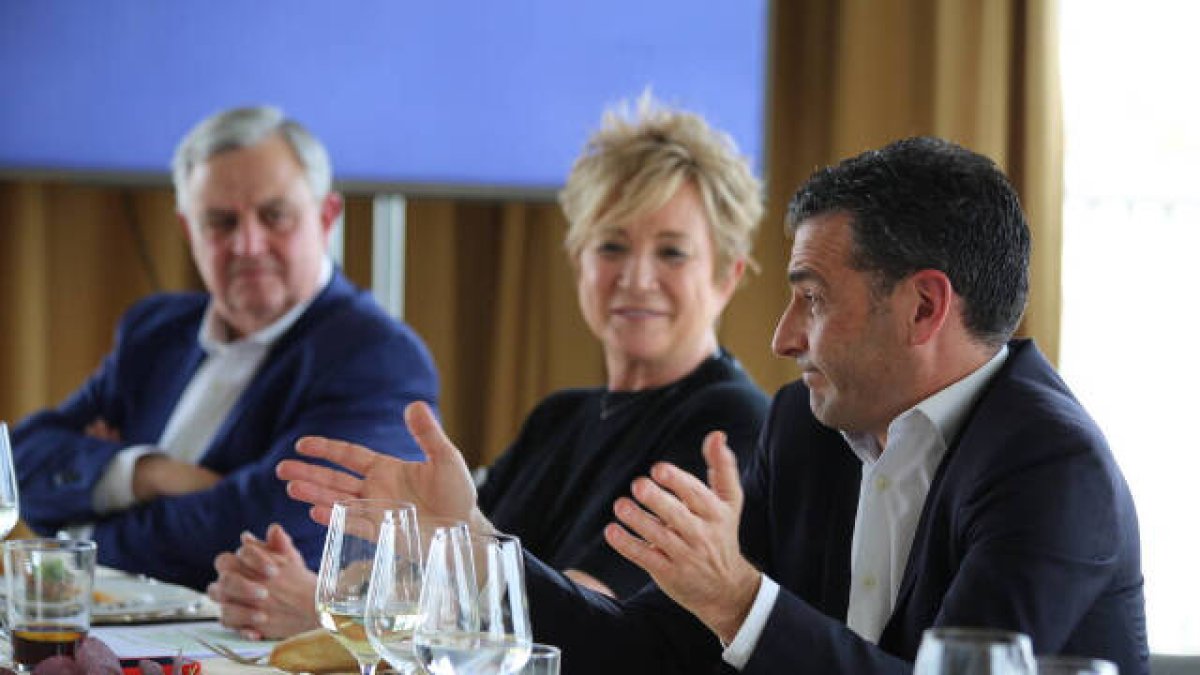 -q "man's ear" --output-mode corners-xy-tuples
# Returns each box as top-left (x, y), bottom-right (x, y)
(908, 269), (953, 346)
(319, 192), (345, 238)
